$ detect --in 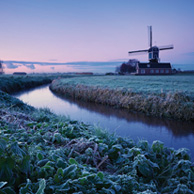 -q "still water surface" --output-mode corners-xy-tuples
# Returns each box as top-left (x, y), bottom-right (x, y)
(14, 85), (194, 159)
